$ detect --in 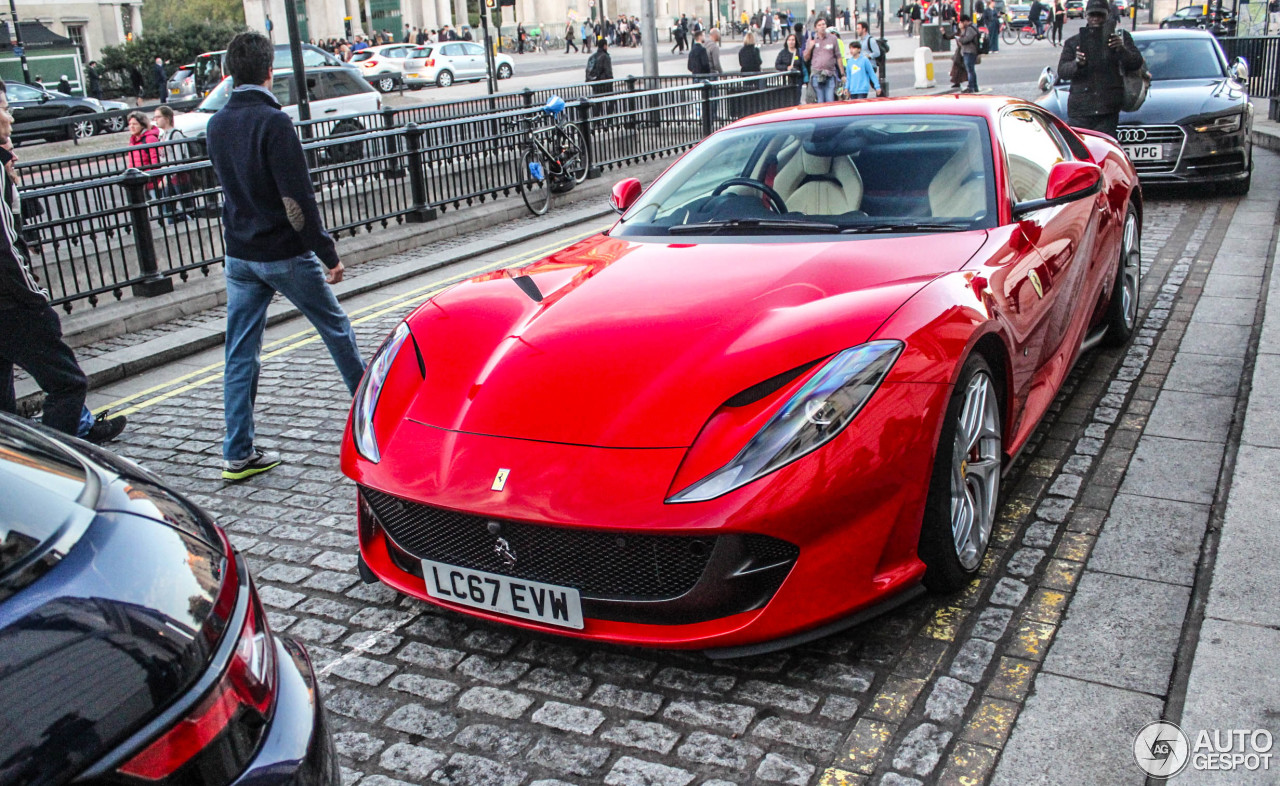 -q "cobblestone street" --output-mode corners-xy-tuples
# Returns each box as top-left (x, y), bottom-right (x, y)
(74, 163), (1267, 786)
